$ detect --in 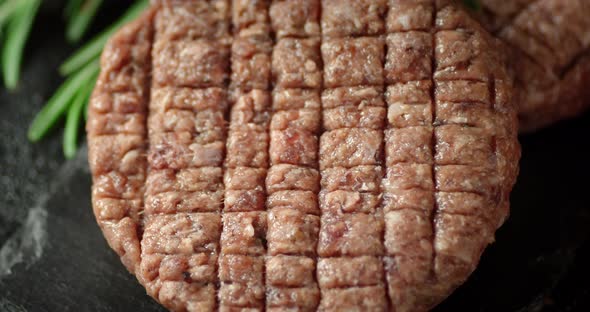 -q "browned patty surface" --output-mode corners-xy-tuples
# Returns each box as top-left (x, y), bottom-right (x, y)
(87, 1), (520, 311)
(472, 0), (590, 132)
